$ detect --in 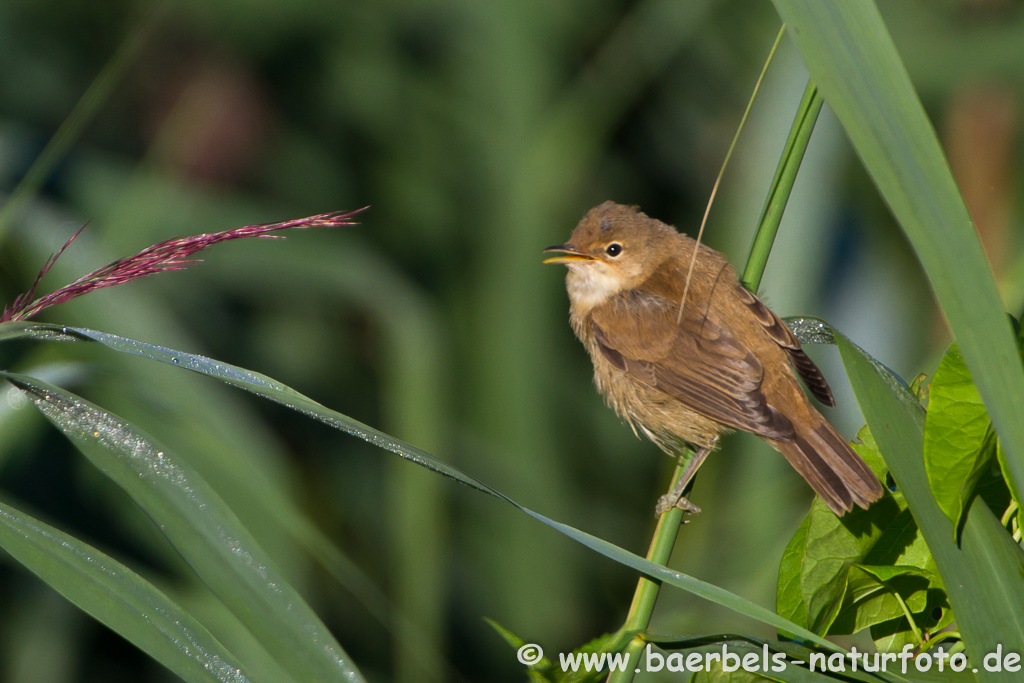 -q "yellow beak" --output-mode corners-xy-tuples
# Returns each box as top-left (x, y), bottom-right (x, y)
(542, 244), (595, 265)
